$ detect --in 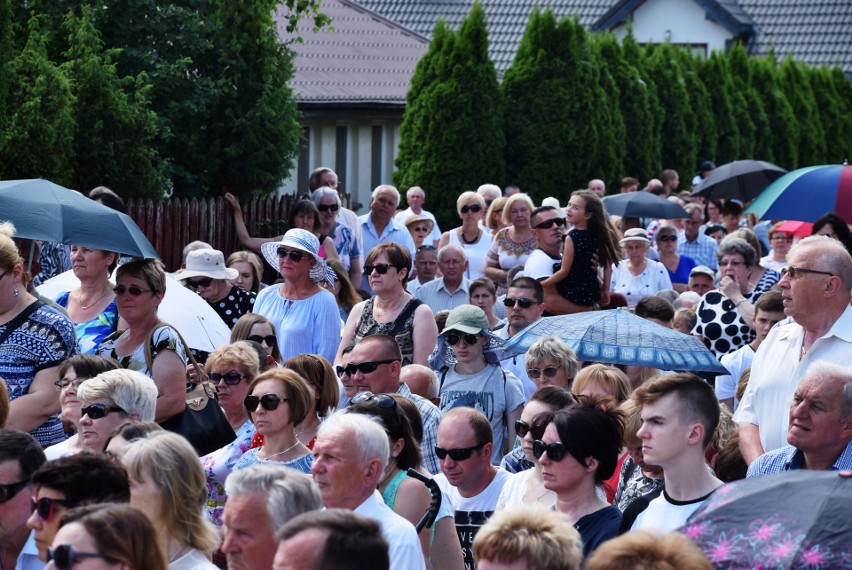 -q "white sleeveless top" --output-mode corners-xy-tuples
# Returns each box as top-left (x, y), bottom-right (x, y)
(449, 227), (492, 281)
